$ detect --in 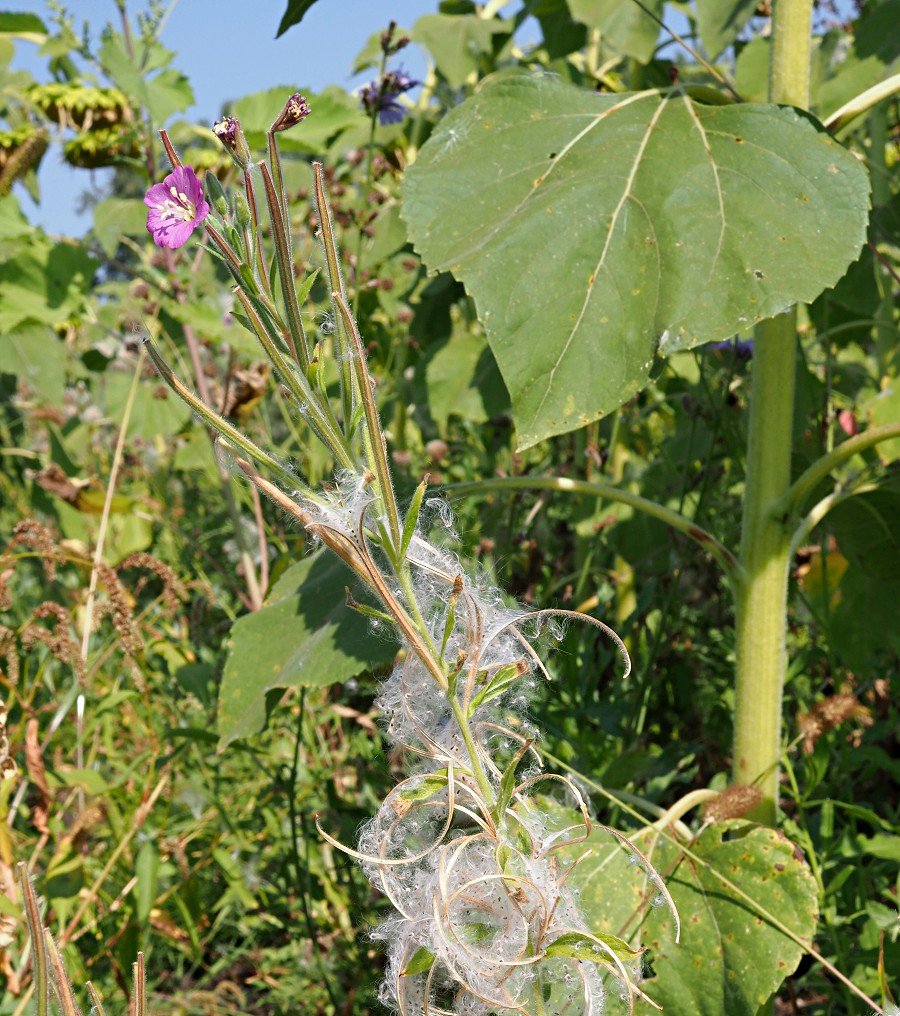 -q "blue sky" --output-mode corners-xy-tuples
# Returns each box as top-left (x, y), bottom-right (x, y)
(13, 0), (510, 234)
